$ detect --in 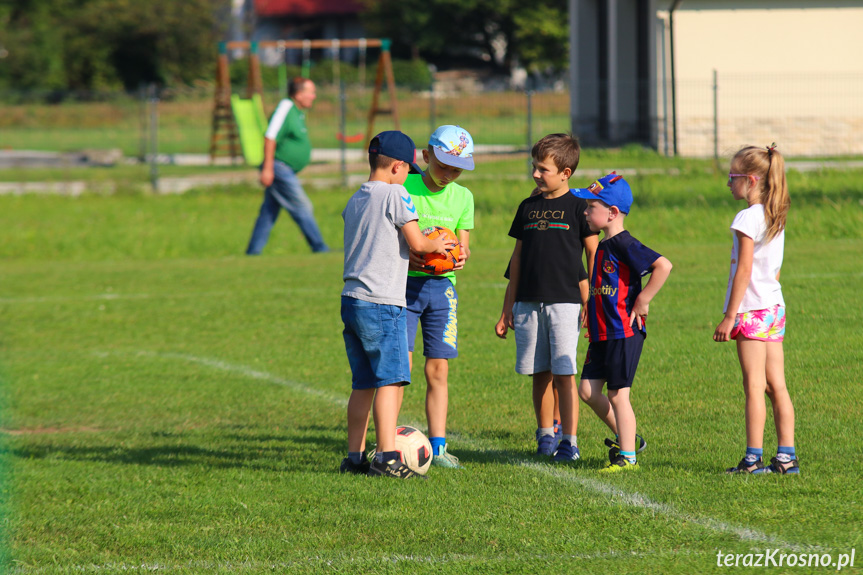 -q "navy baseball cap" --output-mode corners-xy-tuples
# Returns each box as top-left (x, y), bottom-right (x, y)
(571, 172), (634, 214)
(368, 131), (424, 175)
